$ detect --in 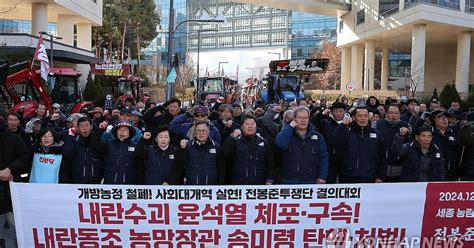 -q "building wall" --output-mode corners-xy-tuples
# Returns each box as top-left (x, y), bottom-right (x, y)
(54, 0), (103, 25)
(337, 0), (473, 47)
(424, 45), (474, 93)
